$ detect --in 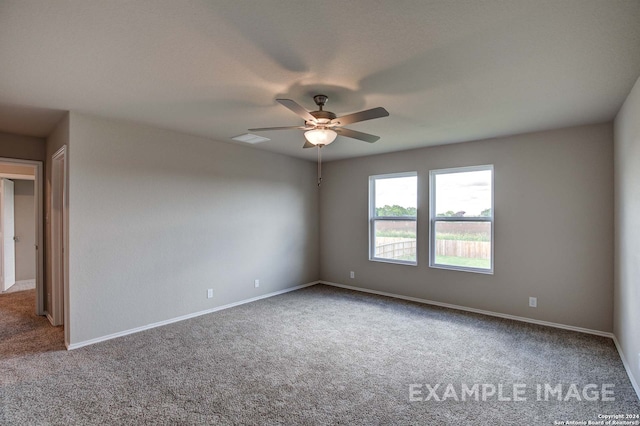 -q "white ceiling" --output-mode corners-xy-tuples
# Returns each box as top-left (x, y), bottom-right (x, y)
(1, 0), (639, 161)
